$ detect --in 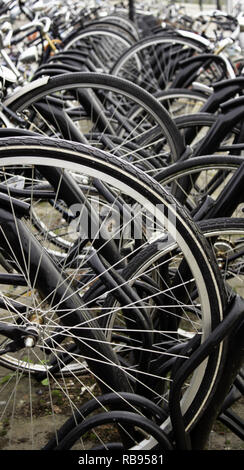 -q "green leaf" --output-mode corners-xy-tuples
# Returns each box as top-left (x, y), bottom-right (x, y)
(0, 373), (15, 384)
(41, 378), (49, 386)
